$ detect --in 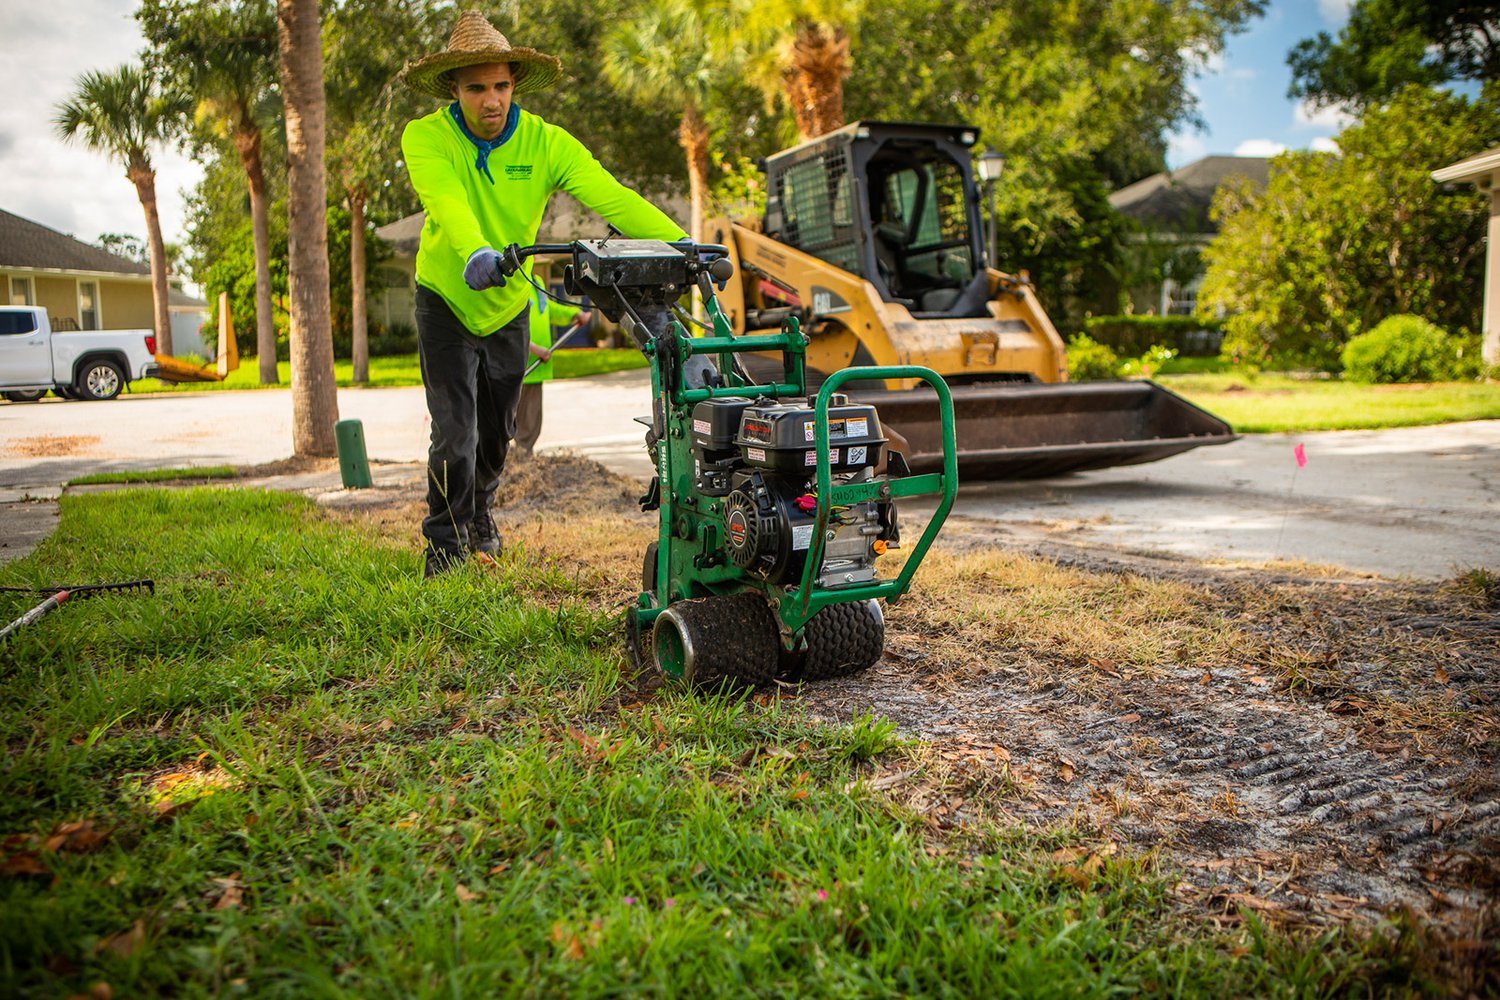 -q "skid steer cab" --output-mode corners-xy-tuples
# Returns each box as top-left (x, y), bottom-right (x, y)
(499, 238), (958, 691)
